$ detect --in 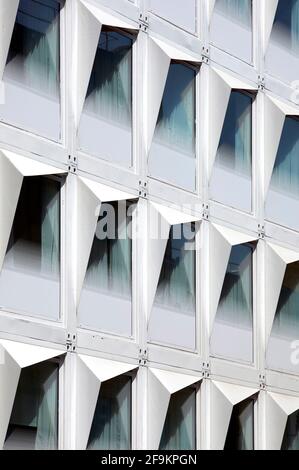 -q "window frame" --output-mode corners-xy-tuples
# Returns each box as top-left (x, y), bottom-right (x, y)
(77, 25), (136, 170)
(0, 174), (65, 324)
(148, 60), (199, 193)
(210, 241), (257, 366)
(148, 221), (199, 353)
